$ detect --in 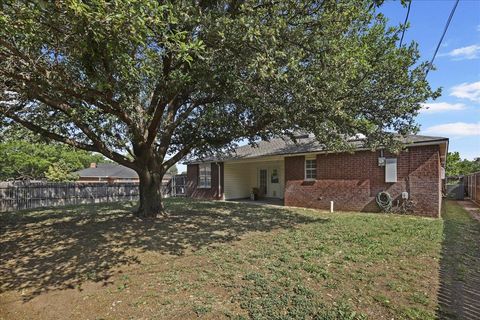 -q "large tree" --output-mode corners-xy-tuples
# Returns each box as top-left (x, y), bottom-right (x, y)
(0, 0), (438, 217)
